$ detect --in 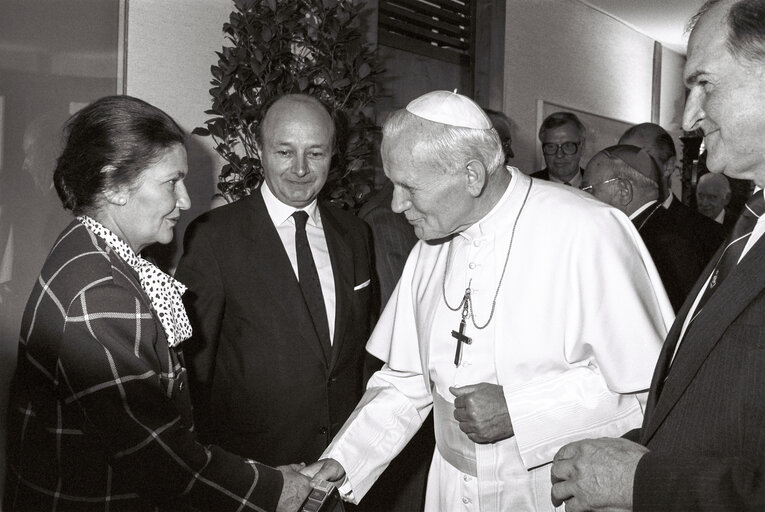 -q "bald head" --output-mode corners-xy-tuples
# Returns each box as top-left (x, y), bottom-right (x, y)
(619, 123), (677, 197)
(257, 94), (335, 208)
(582, 145), (660, 216)
(696, 173), (731, 220)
